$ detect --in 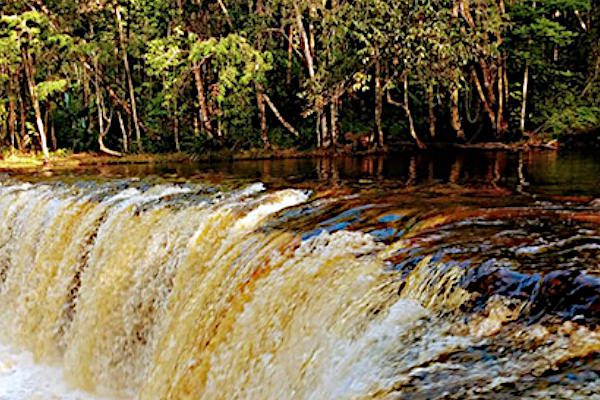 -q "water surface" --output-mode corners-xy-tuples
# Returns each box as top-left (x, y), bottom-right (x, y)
(0, 149), (599, 400)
